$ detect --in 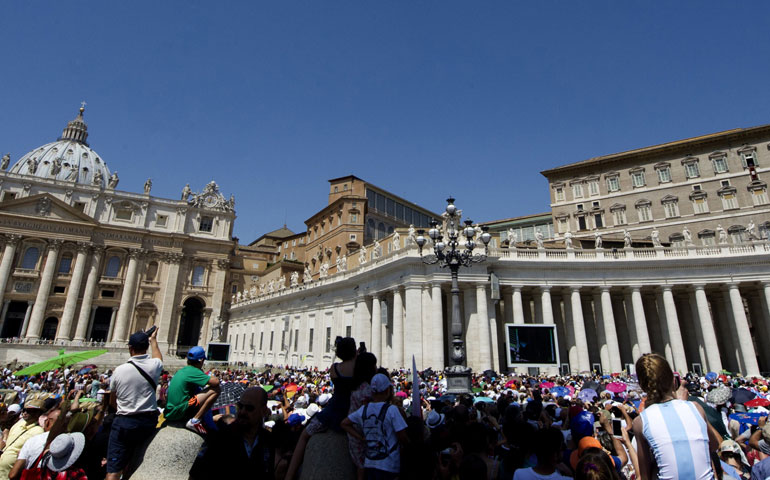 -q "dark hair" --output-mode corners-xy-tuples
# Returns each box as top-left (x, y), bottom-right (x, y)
(596, 431), (617, 456)
(353, 352), (377, 388)
(533, 427), (564, 465)
(335, 337), (356, 361)
(459, 453), (487, 480)
(575, 448), (622, 480)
